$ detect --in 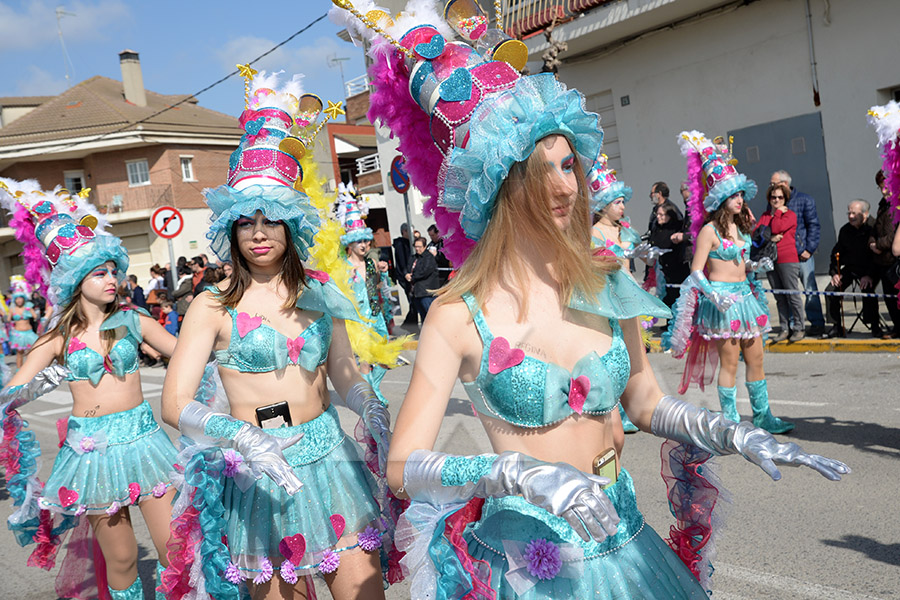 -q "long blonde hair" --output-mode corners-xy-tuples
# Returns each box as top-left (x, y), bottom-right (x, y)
(34, 288), (121, 364)
(438, 135), (620, 318)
